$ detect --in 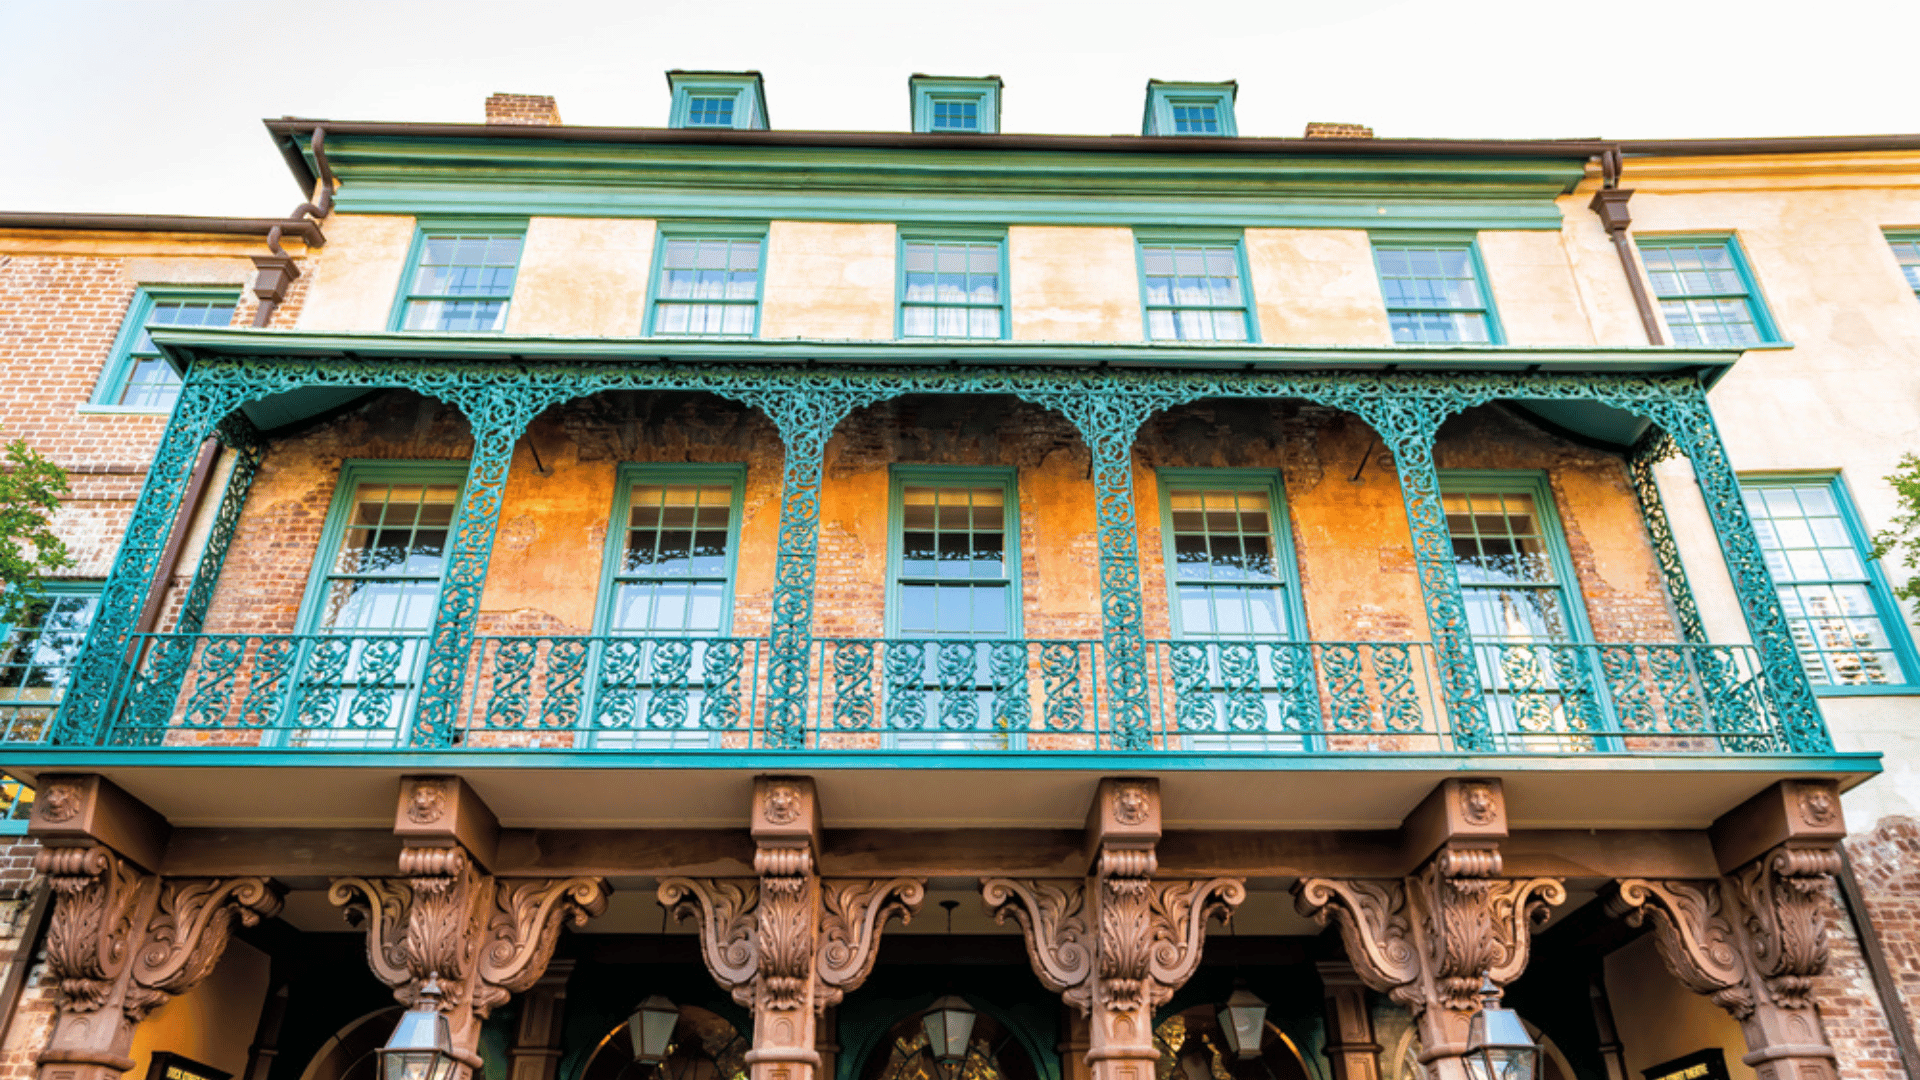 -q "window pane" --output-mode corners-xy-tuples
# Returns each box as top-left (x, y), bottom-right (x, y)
(894, 482), (1012, 638)
(1165, 486), (1291, 639)
(612, 479), (737, 634)
(654, 238), (760, 337)
(1640, 240), (1769, 344)
(1140, 242), (1248, 342)
(1745, 479), (1908, 685)
(1374, 244), (1494, 344)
